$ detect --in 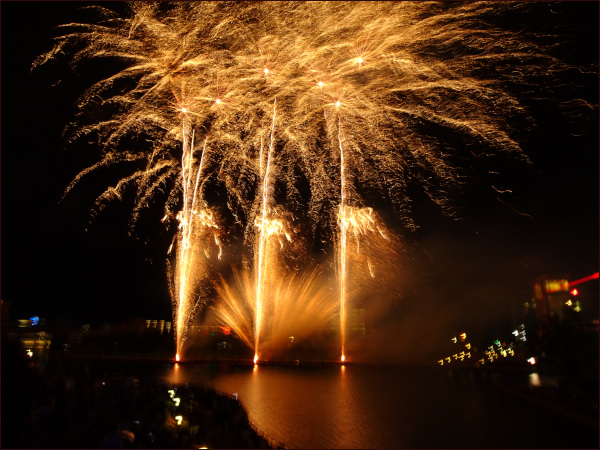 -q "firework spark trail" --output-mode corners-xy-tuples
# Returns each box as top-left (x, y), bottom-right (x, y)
(175, 119), (195, 358)
(254, 98), (277, 363)
(38, 2), (595, 359)
(337, 113), (348, 362)
(175, 122), (201, 358)
(172, 118), (225, 359)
